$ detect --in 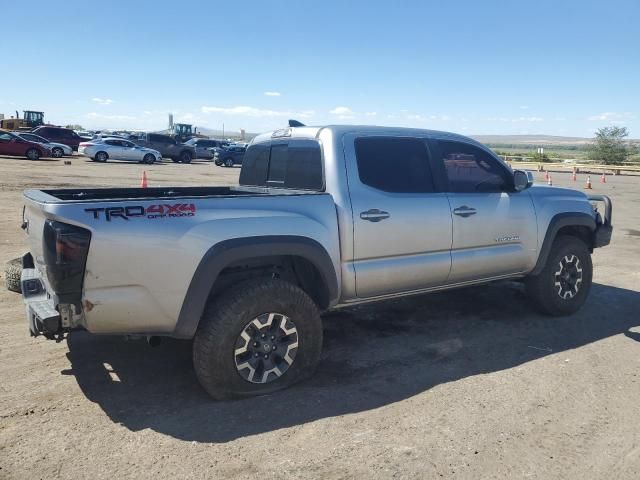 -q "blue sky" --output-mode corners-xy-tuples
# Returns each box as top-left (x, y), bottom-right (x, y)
(2, 0), (639, 137)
